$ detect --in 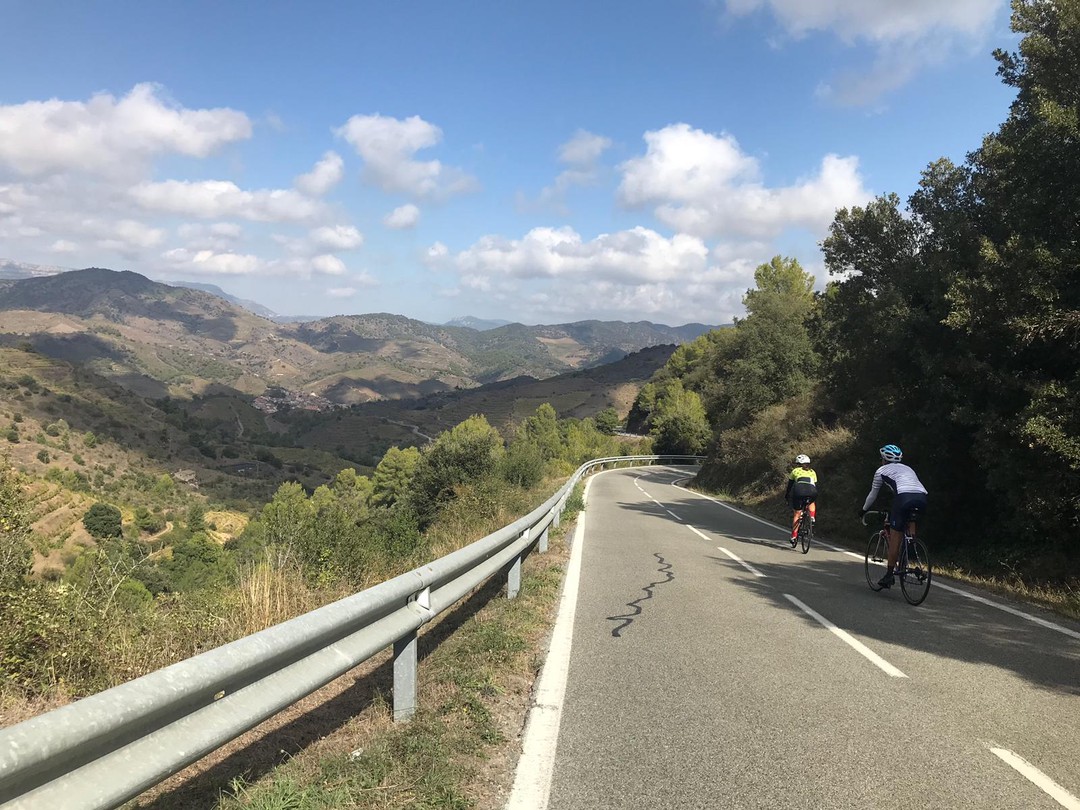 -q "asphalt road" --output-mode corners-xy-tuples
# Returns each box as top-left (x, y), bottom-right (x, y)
(528, 466), (1080, 810)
